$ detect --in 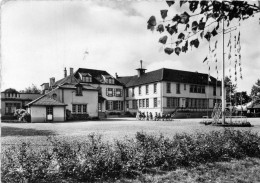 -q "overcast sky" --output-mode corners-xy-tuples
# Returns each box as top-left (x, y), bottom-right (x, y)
(1, 1), (260, 94)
